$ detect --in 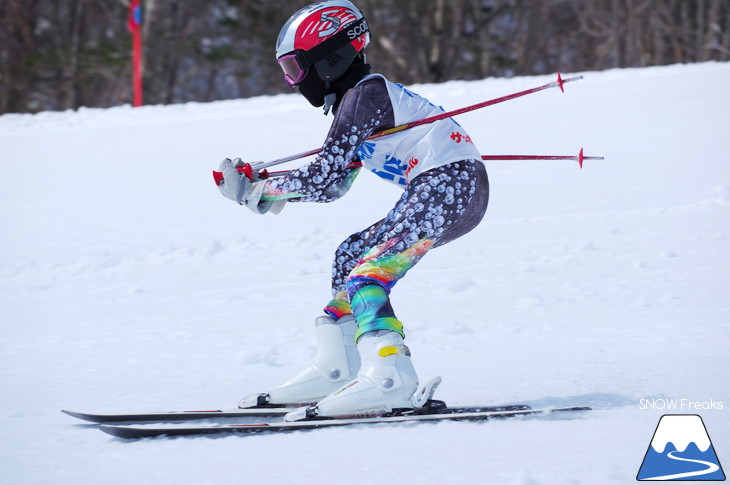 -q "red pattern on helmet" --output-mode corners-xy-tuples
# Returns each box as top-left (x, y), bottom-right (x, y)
(294, 7), (367, 53)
